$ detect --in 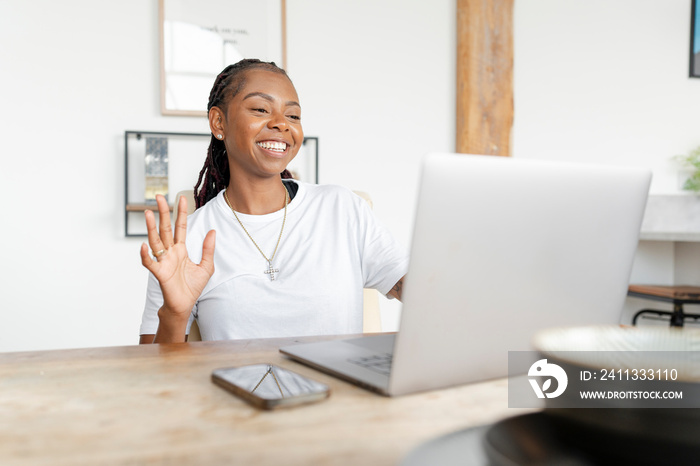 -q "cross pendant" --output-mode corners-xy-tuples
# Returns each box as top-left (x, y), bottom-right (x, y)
(264, 261), (279, 281)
